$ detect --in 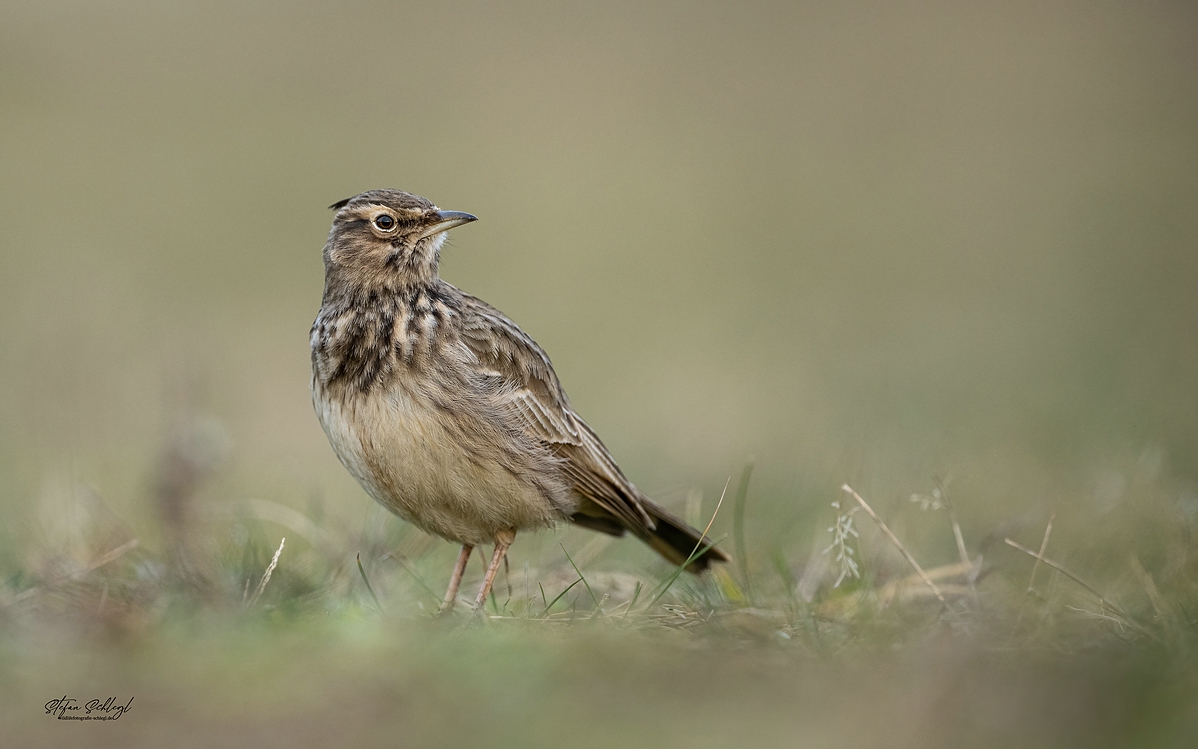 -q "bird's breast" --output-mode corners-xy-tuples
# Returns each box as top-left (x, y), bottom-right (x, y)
(311, 376), (562, 544)
(313, 380), (430, 501)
